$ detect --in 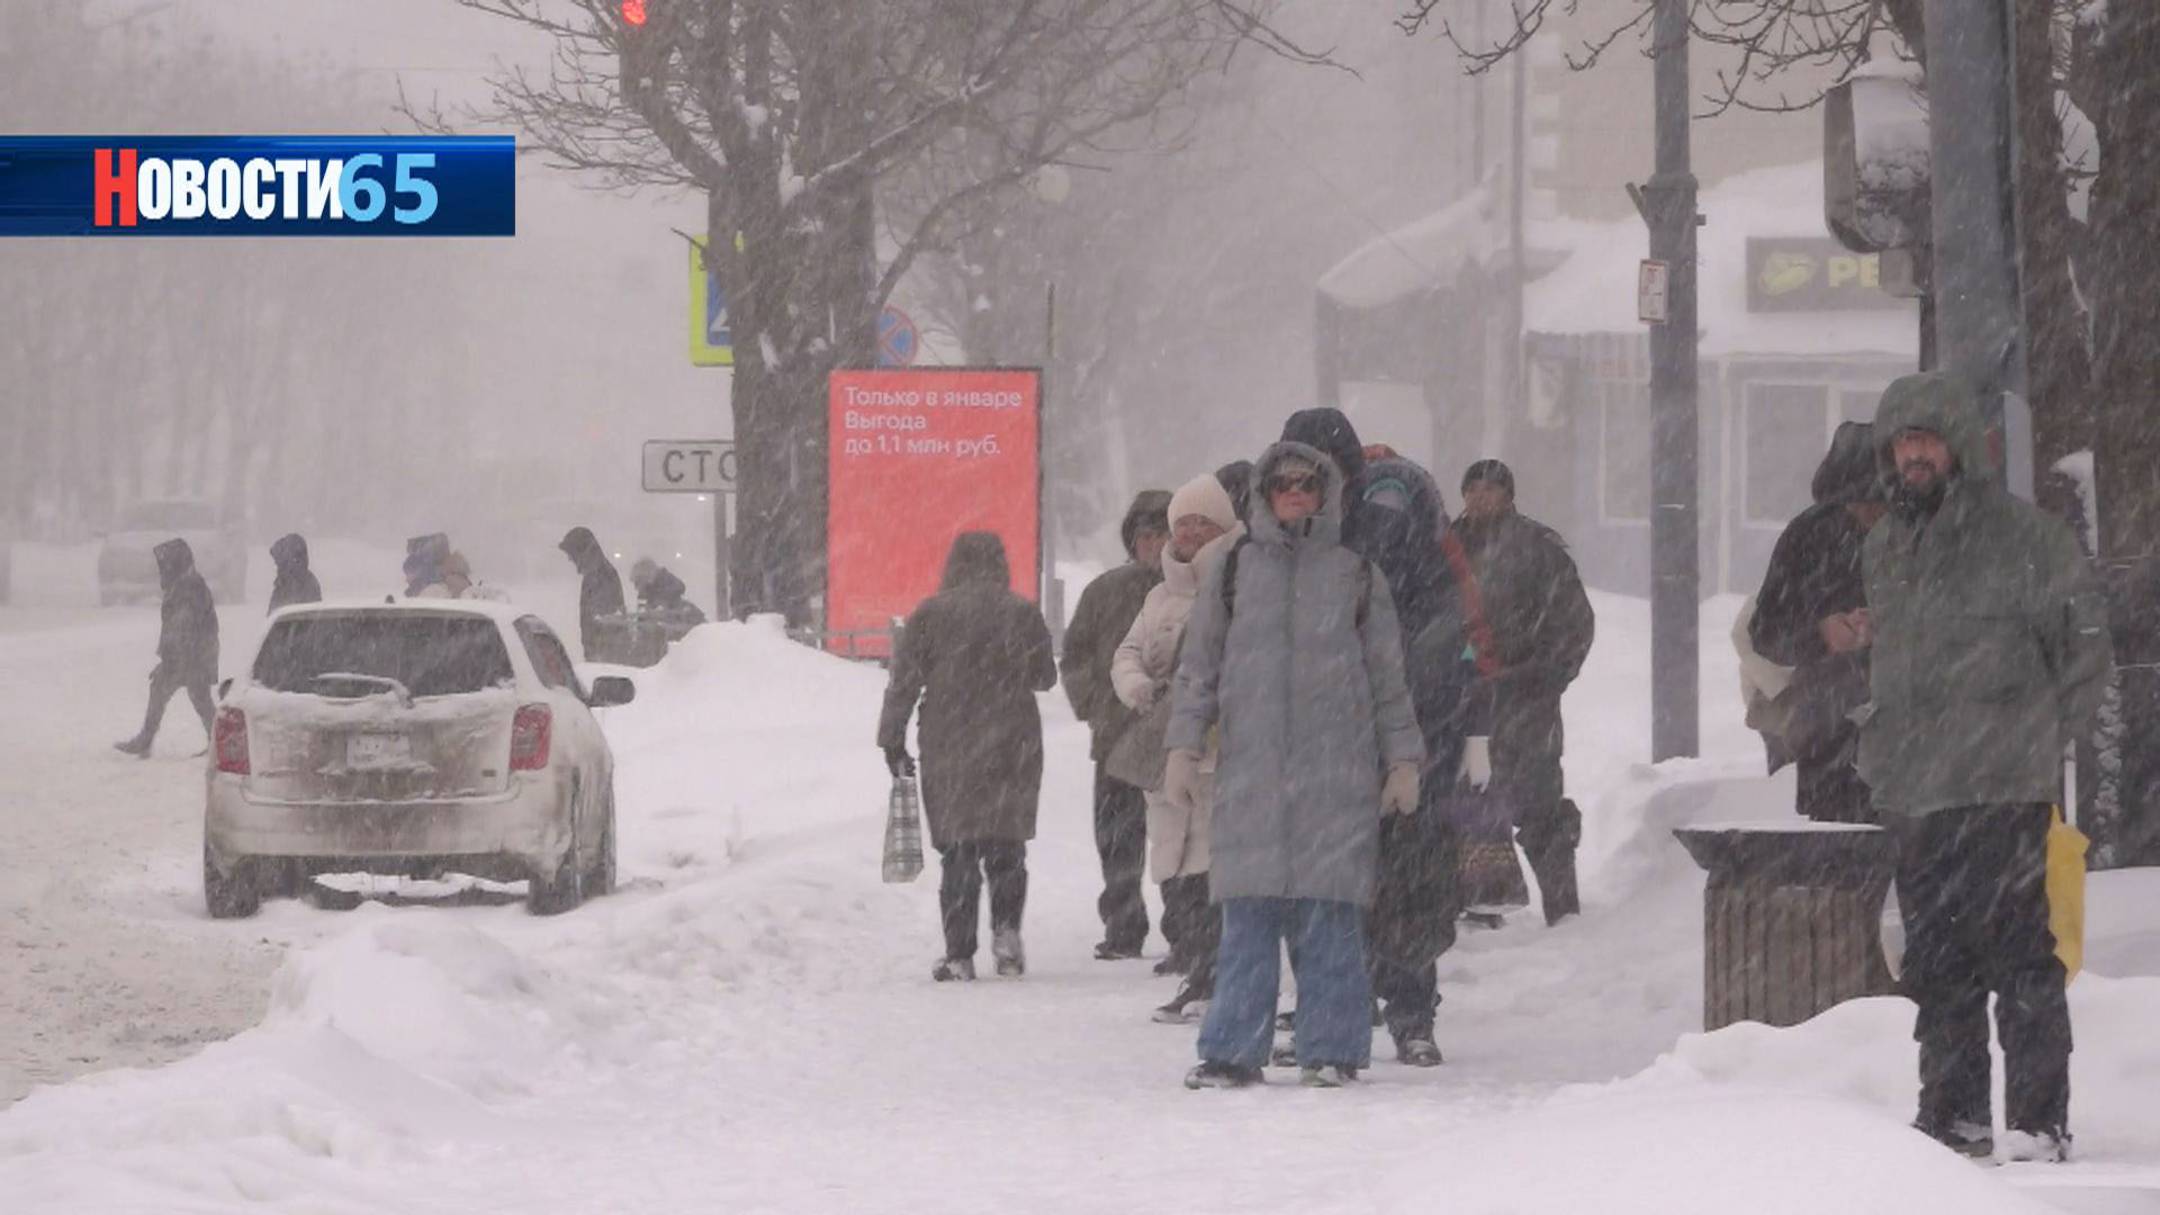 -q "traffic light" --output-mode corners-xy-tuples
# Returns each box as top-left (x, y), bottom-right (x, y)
(618, 0), (661, 98)
(620, 0), (648, 27)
